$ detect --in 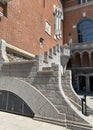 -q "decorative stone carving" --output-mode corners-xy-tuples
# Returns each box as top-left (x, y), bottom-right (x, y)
(0, 39), (9, 63)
